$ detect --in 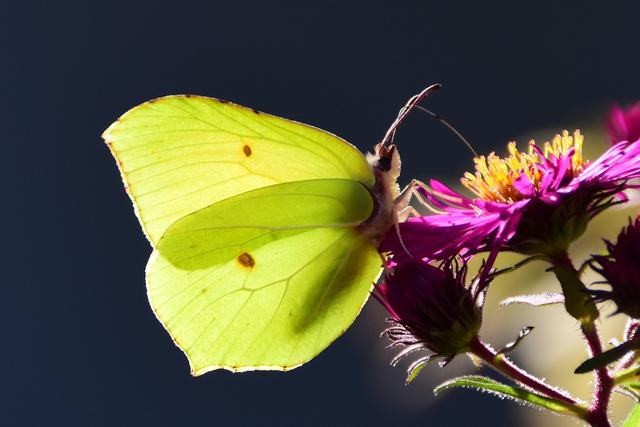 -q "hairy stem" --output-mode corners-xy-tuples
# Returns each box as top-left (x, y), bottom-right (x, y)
(470, 338), (587, 418)
(549, 253), (612, 427)
(581, 323), (614, 427)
